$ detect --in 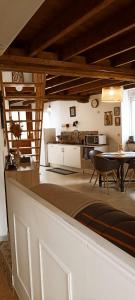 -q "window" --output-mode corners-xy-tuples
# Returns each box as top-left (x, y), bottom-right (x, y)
(11, 111), (27, 139)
